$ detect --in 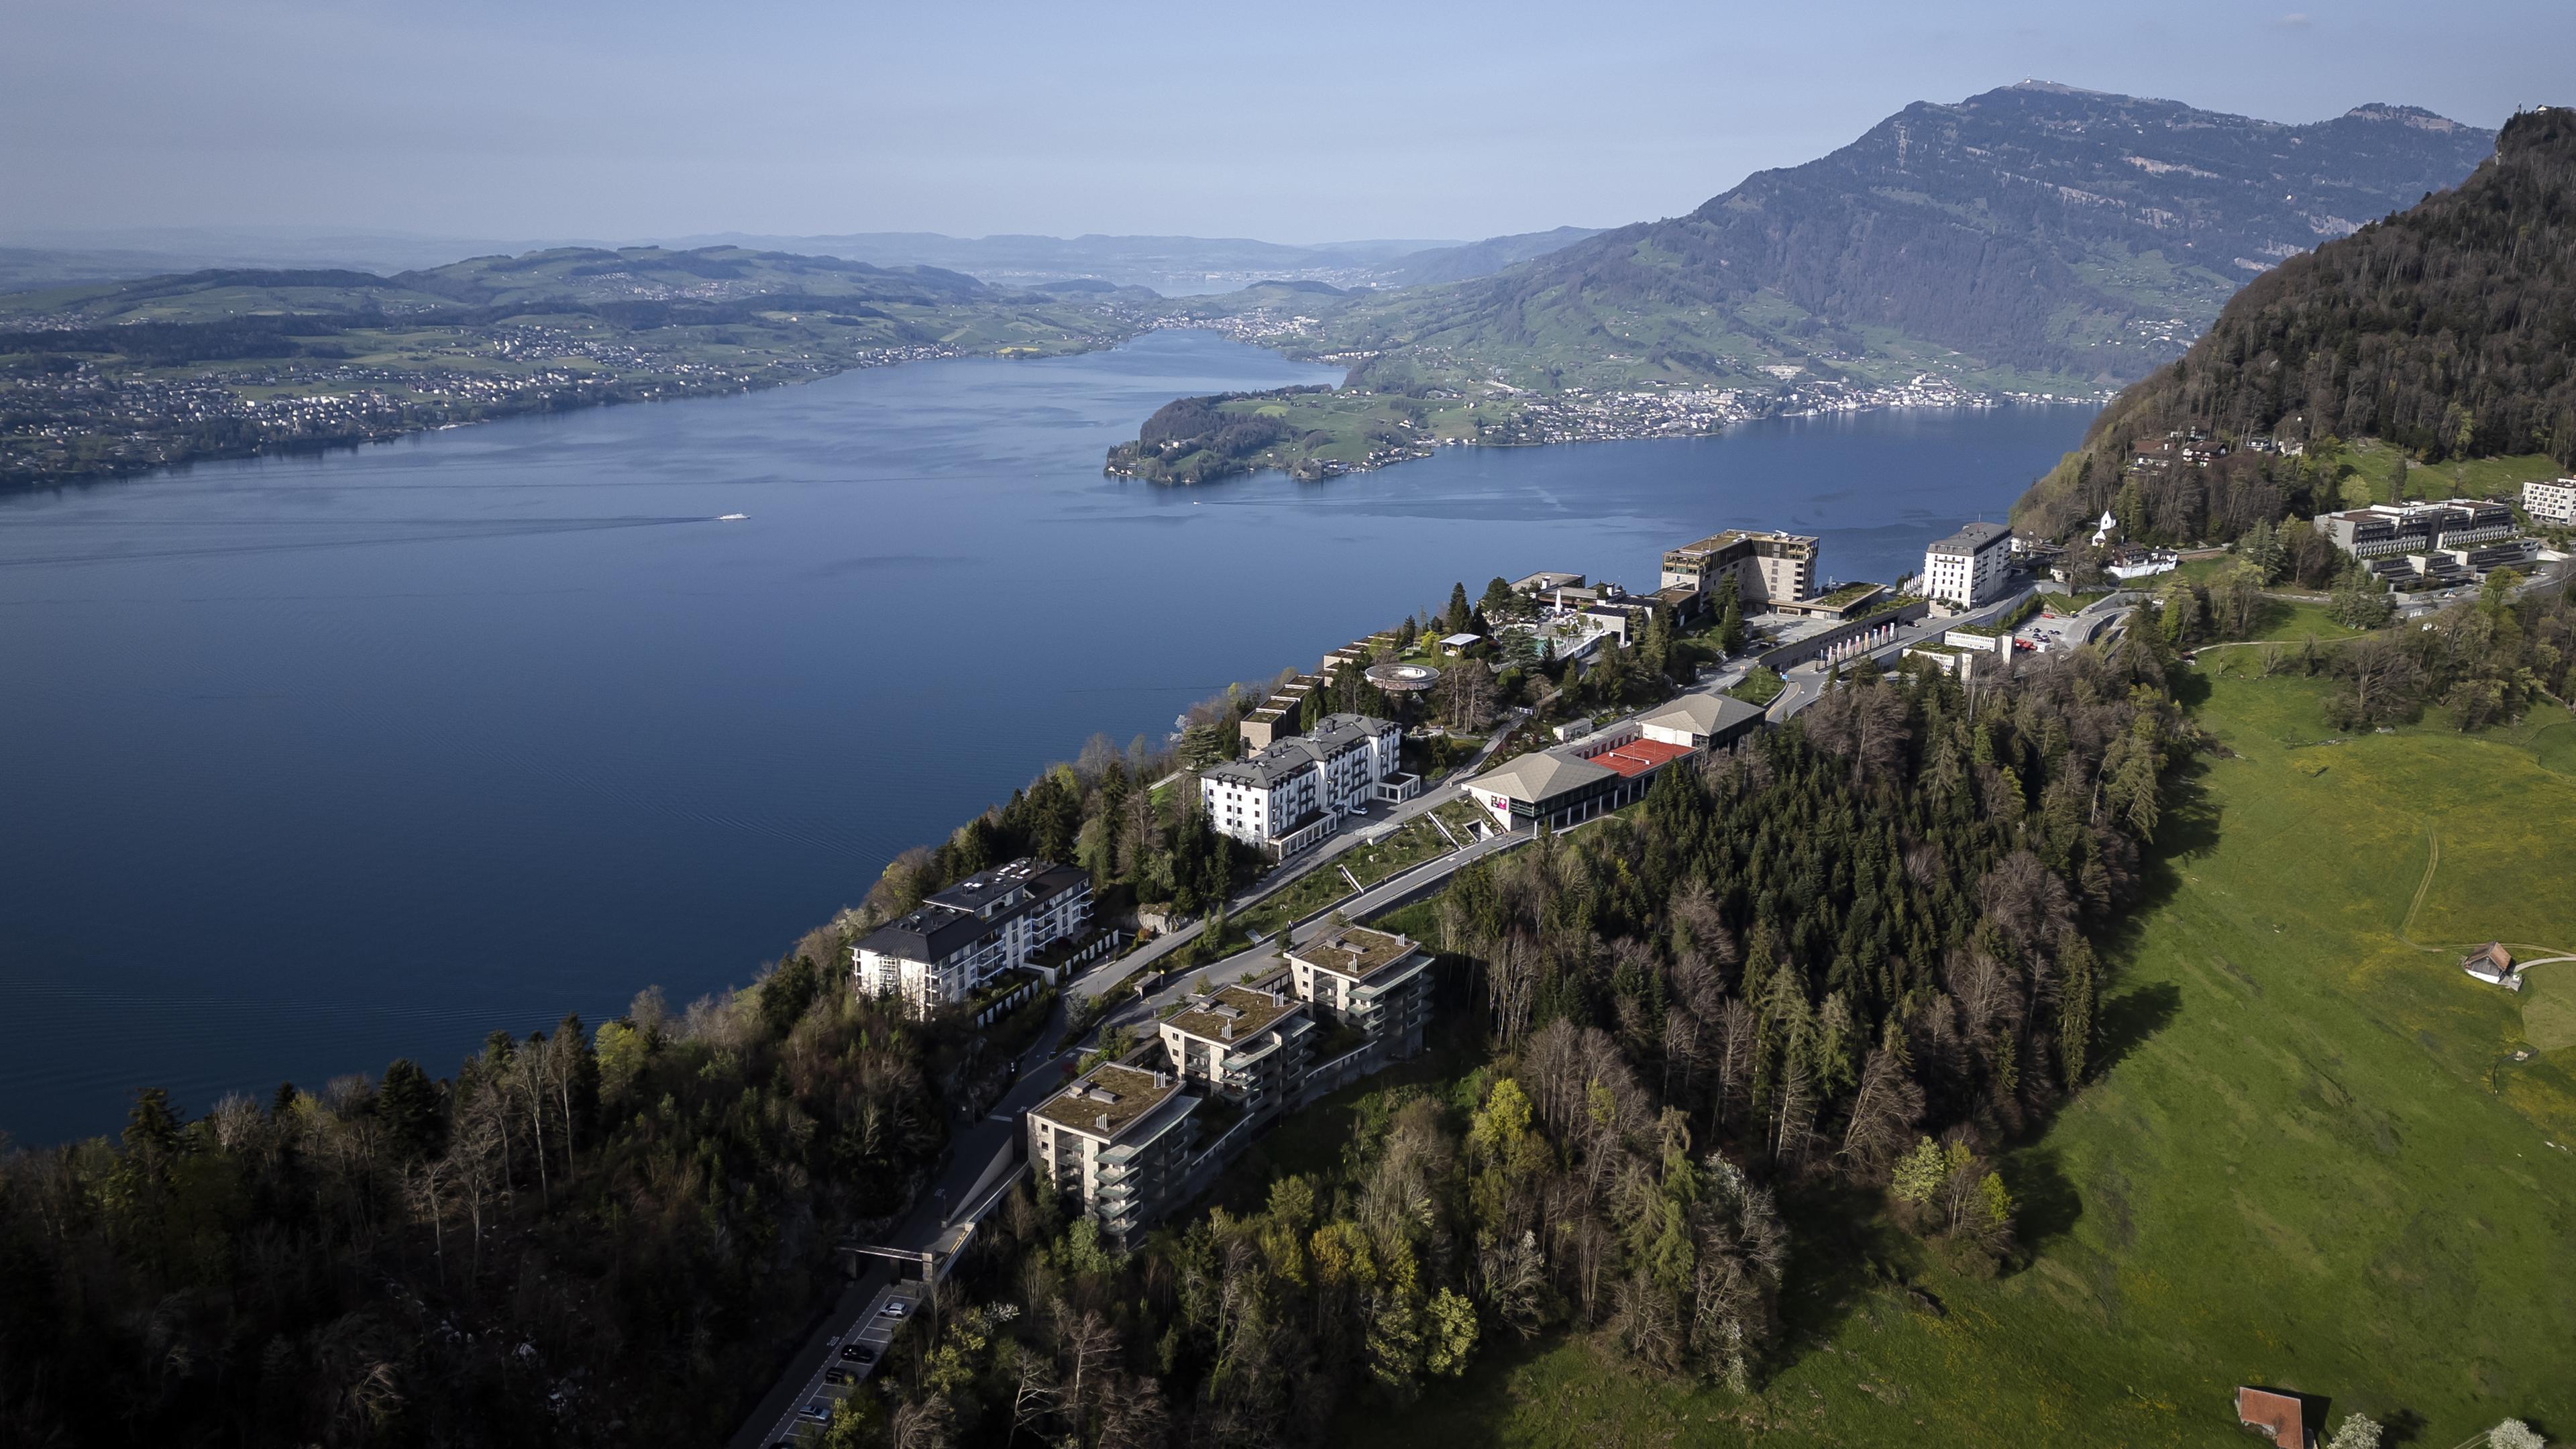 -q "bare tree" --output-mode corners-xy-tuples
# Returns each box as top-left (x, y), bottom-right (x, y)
(1837, 1038), (1926, 1180)
(1006, 1347), (1059, 1447)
